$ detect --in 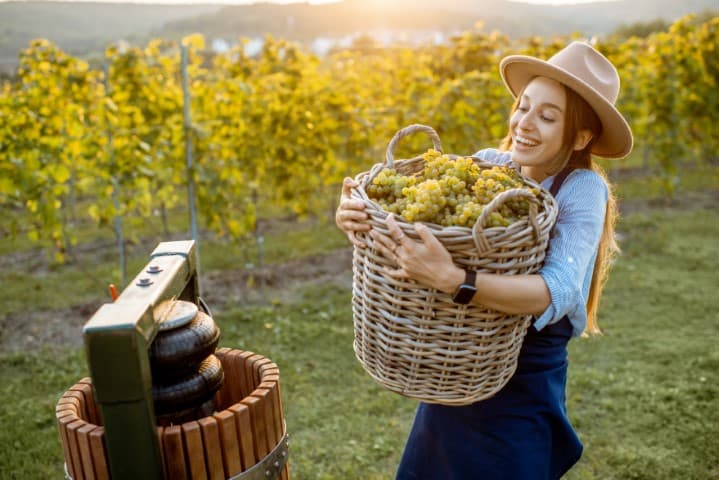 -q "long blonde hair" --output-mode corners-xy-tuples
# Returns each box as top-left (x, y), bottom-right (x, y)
(500, 82), (620, 335)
